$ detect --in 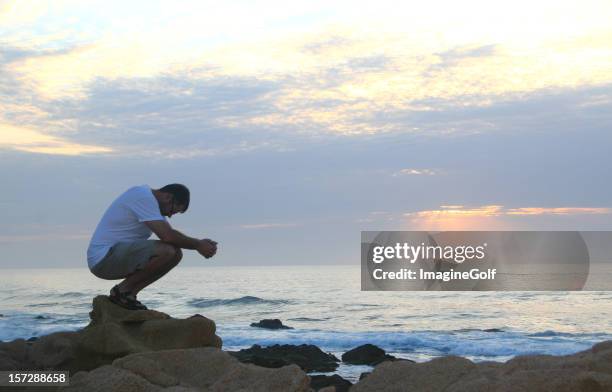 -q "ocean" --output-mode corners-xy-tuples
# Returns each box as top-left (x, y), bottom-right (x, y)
(1, 265), (612, 381)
